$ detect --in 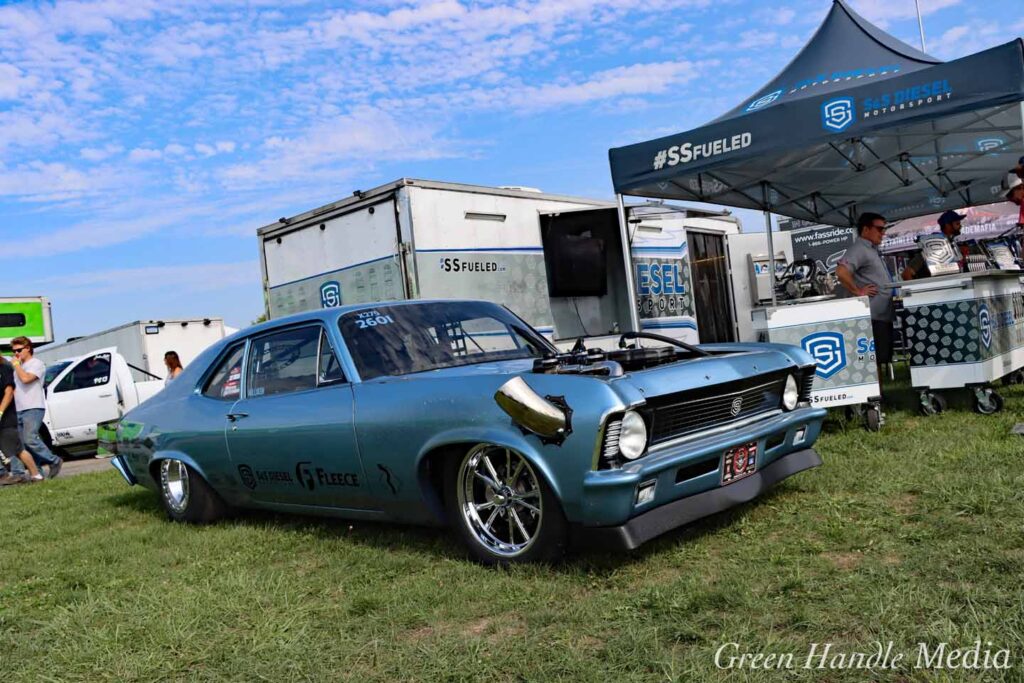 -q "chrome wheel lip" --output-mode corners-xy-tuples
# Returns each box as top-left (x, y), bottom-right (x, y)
(160, 459), (190, 514)
(457, 444), (542, 558)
